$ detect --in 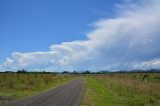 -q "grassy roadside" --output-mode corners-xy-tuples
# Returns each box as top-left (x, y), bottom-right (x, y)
(82, 75), (160, 106)
(0, 74), (74, 105)
(82, 76), (111, 106)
